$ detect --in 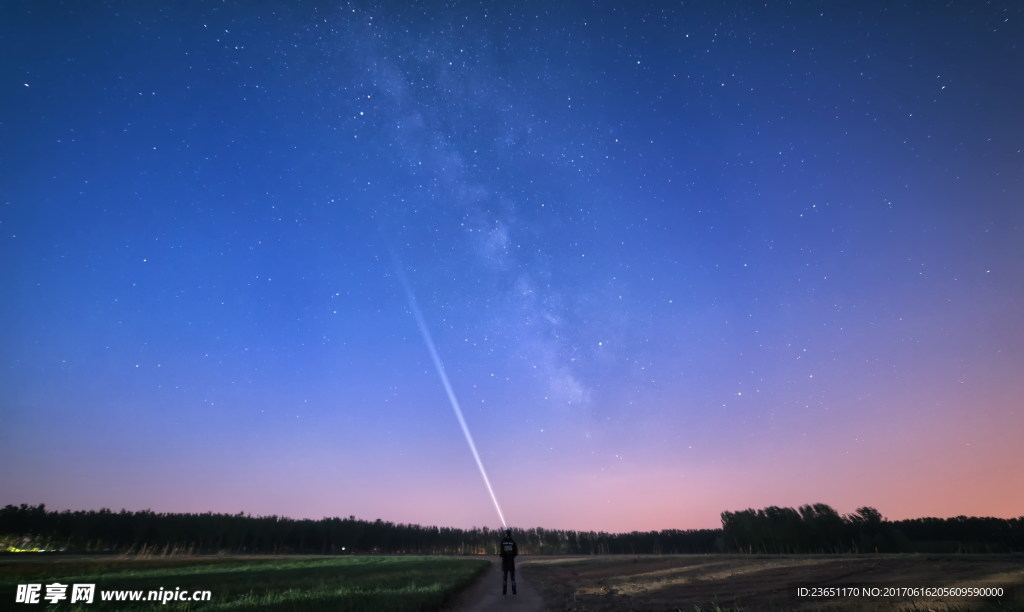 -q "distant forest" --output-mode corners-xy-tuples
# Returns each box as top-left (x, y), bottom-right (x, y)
(2, 504), (1021, 555)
